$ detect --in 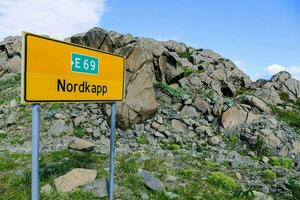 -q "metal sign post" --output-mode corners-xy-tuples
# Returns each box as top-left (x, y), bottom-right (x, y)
(31, 104), (40, 200)
(109, 102), (116, 200)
